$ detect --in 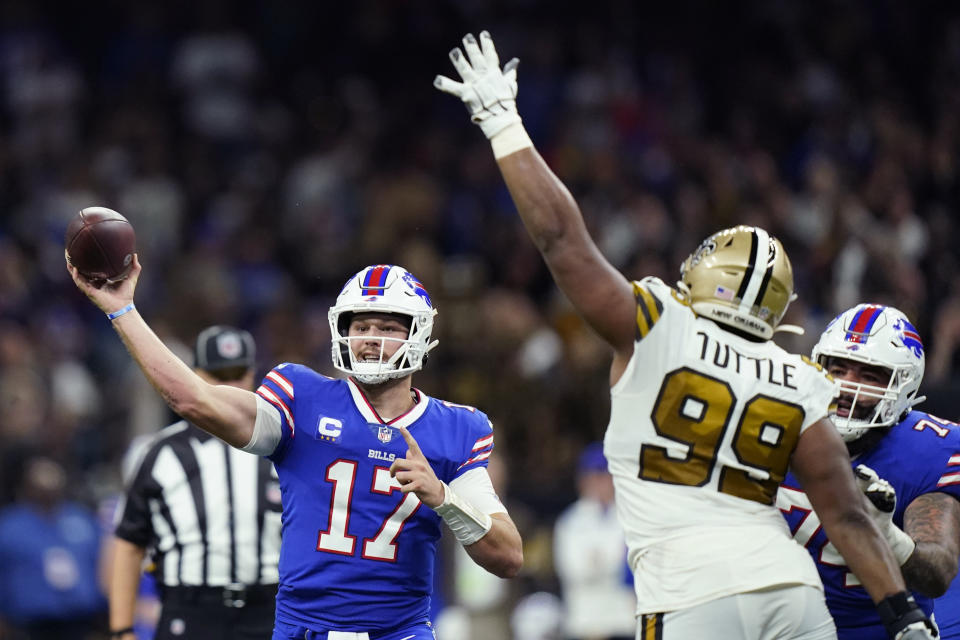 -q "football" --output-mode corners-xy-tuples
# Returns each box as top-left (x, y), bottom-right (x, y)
(65, 207), (137, 283)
